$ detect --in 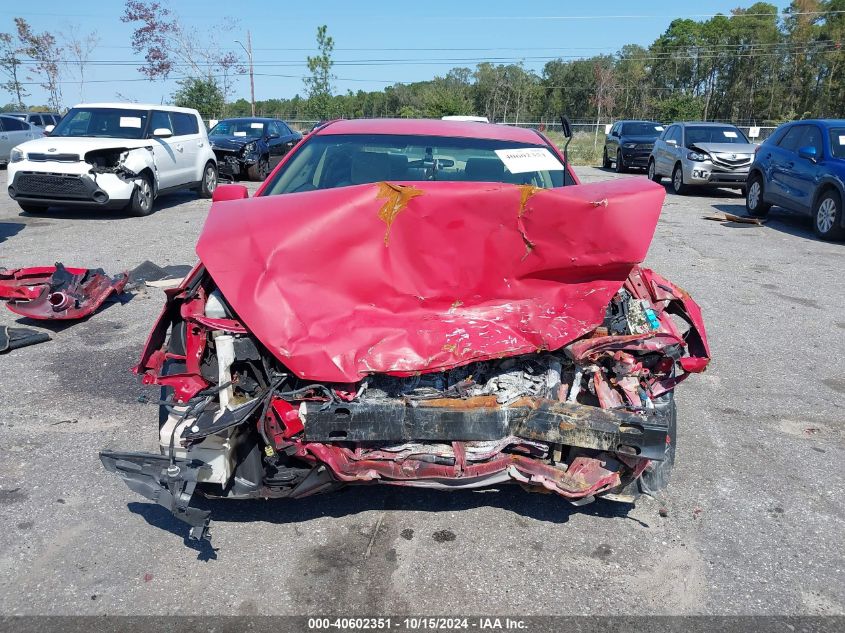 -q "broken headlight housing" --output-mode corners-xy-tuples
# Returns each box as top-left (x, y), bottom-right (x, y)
(241, 141), (258, 156)
(687, 150), (710, 162)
